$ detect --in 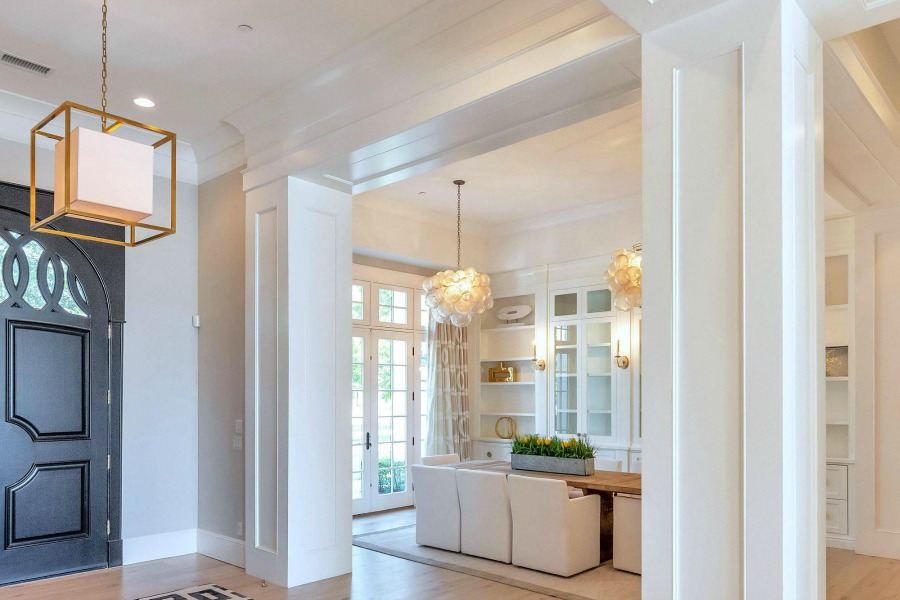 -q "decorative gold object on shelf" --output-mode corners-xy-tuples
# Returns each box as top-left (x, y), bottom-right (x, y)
(825, 346), (848, 378)
(488, 362), (515, 382)
(495, 416), (517, 440)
